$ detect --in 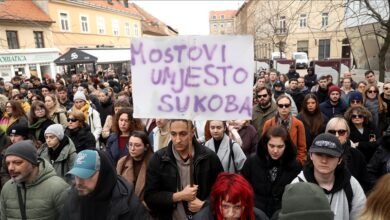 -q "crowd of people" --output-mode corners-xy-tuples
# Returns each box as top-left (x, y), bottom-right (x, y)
(0, 66), (389, 220)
